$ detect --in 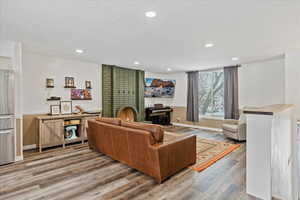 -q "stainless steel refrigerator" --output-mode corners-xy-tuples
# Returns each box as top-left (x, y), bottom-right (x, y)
(0, 69), (15, 165)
